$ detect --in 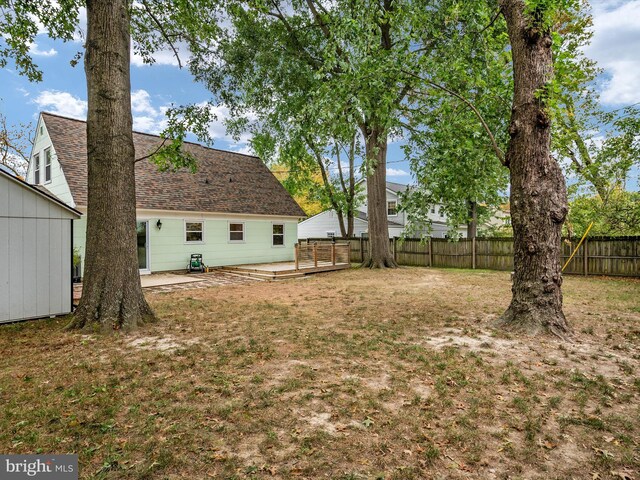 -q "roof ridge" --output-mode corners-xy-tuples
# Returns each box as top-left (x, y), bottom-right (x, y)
(40, 111), (261, 160)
